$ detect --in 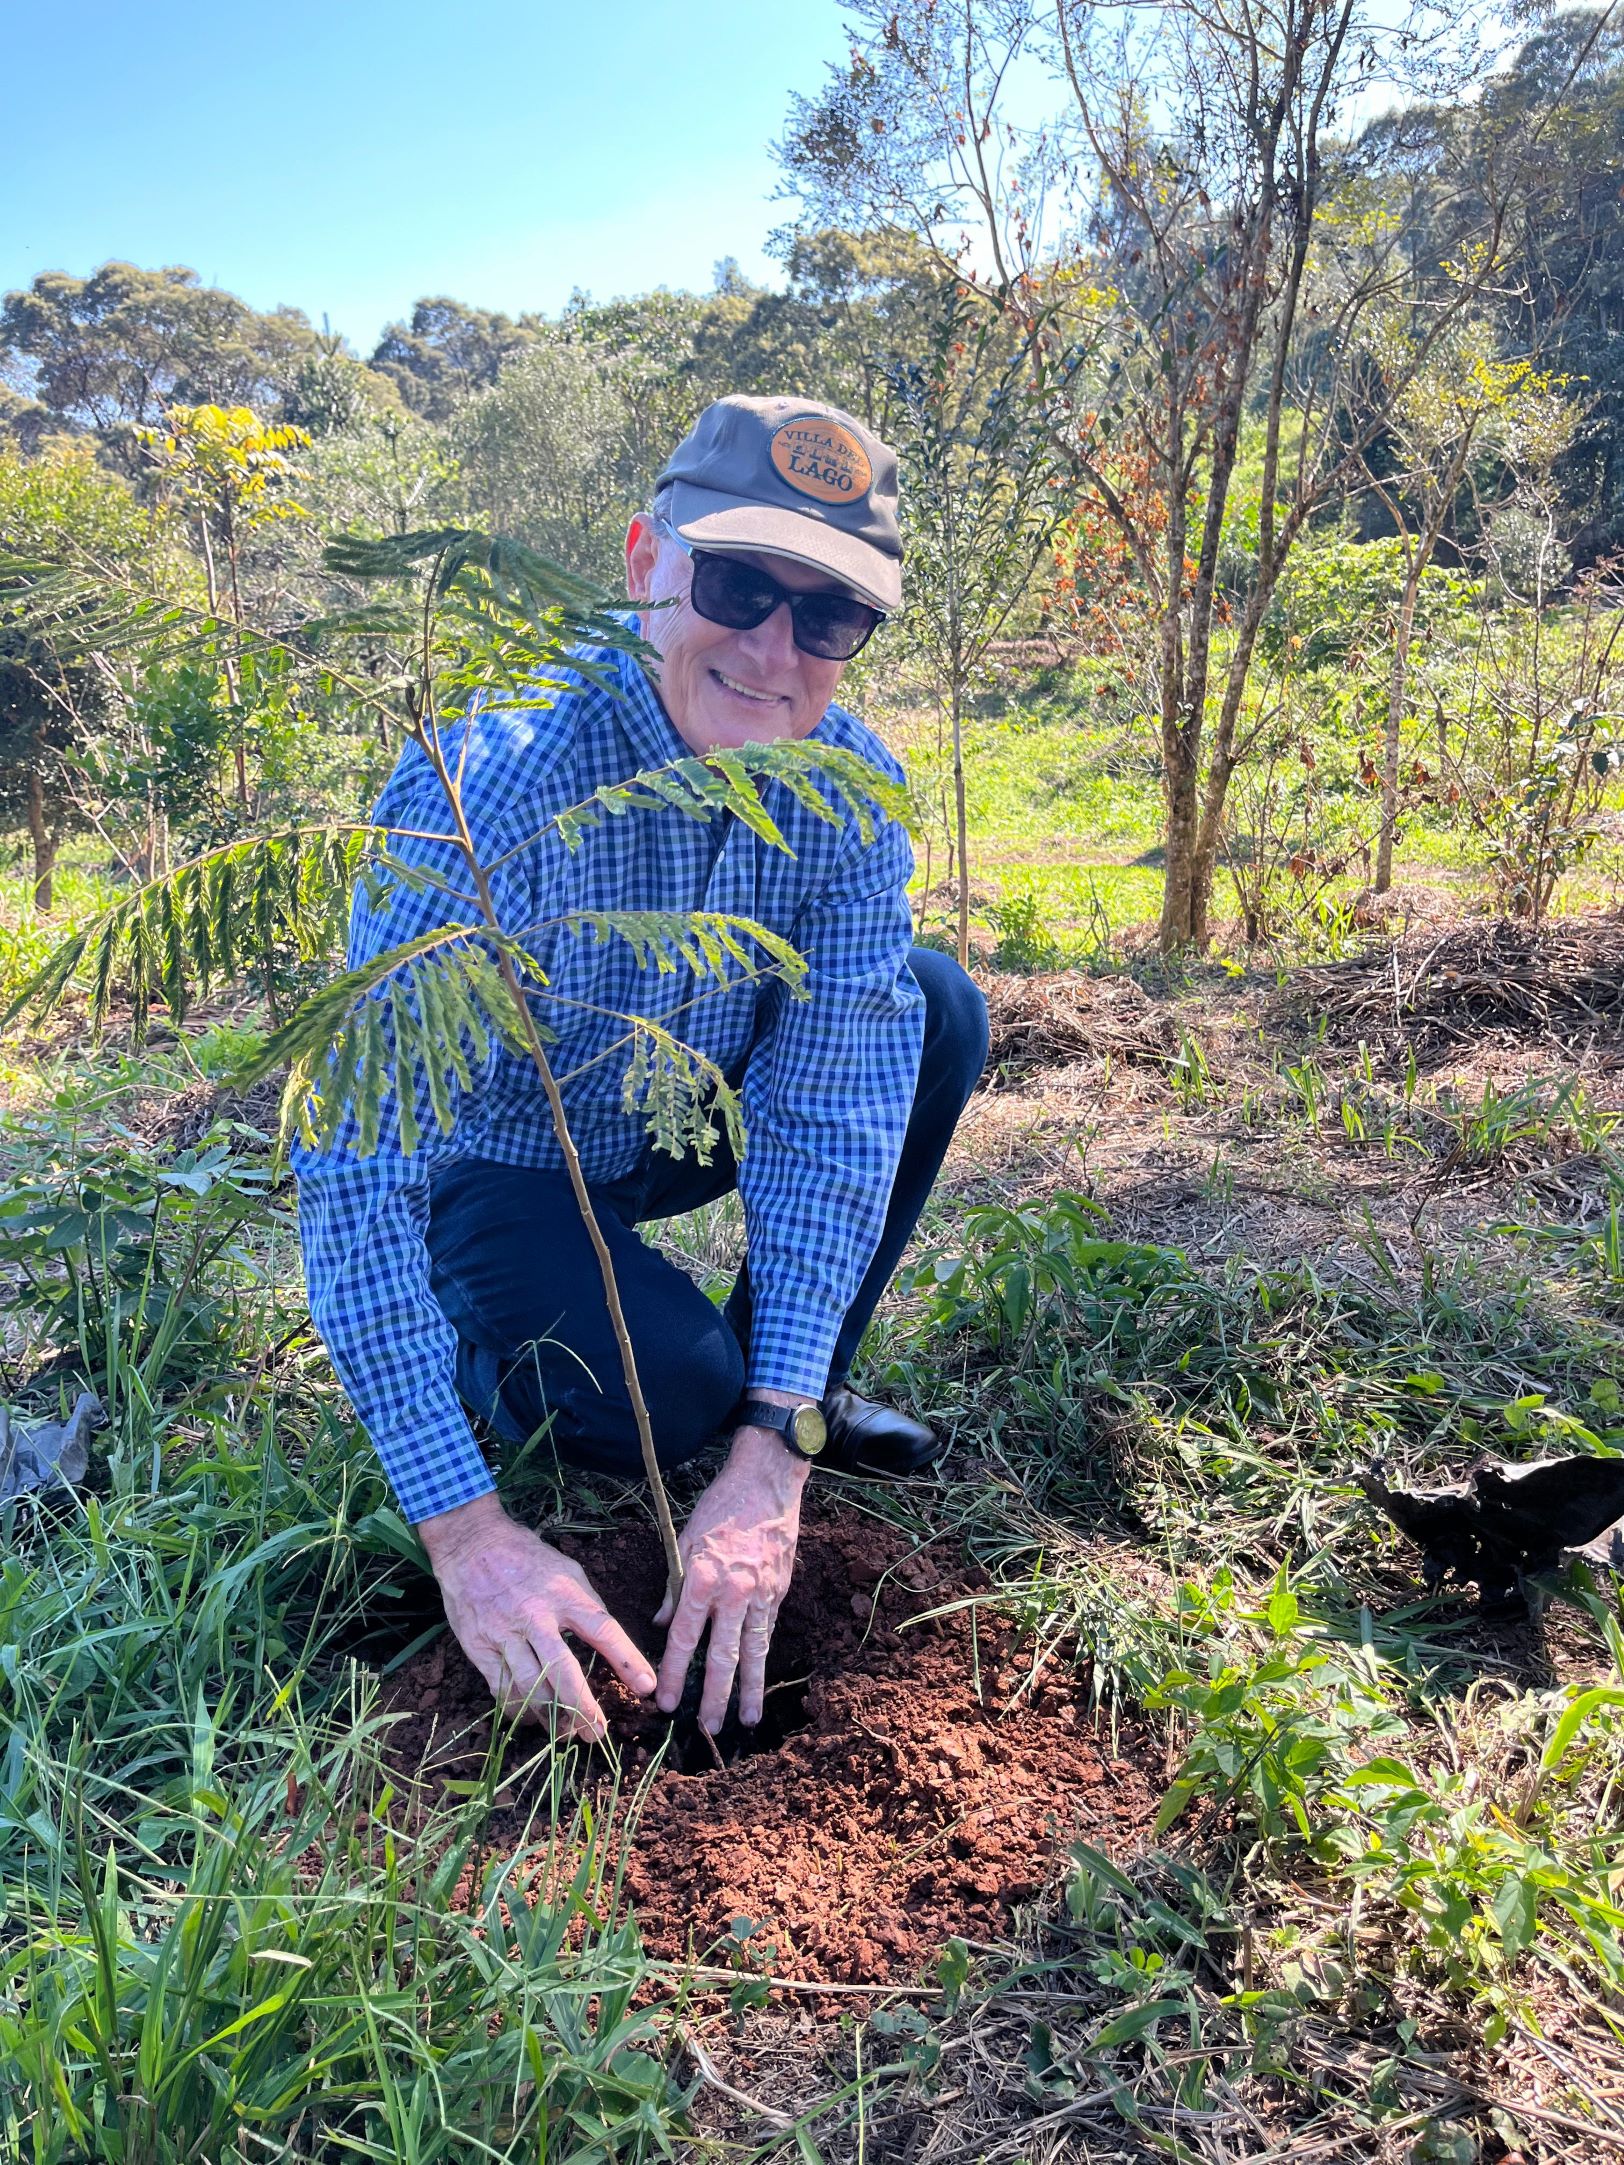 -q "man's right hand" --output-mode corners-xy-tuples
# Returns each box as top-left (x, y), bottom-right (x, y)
(416, 1493), (657, 1741)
